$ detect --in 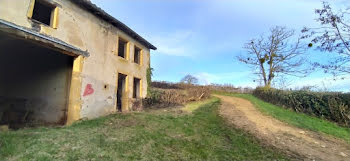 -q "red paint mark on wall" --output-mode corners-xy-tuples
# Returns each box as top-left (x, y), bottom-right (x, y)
(83, 84), (94, 97)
